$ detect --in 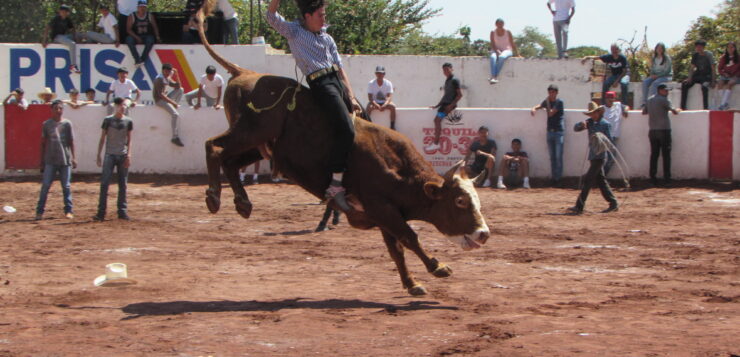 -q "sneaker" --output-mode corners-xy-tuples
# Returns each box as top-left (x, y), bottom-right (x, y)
(718, 103), (728, 111)
(496, 181), (507, 189)
(118, 213), (130, 221)
(482, 179), (492, 187)
(489, 78), (498, 84)
(65, 212), (74, 219)
(424, 142), (440, 151)
(602, 204), (619, 213)
(252, 174), (259, 185)
(650, 177), (659, 186)
(566, 206), (583, 215)
(69, 64), (80, 74)
(523, 181), (531, 189)
(135, 61), (144, 68)
(34, 213), (43, 221)
(325, 180), (351, 212)
(171, 137), (184, 147)
(92, 213), (104, 222)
